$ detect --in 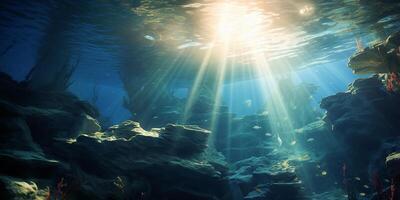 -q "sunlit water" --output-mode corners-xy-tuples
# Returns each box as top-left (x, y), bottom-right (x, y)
(0, 0), (399, 124)
(1, 1), (400, 199)
(0, 3), (390, 162)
